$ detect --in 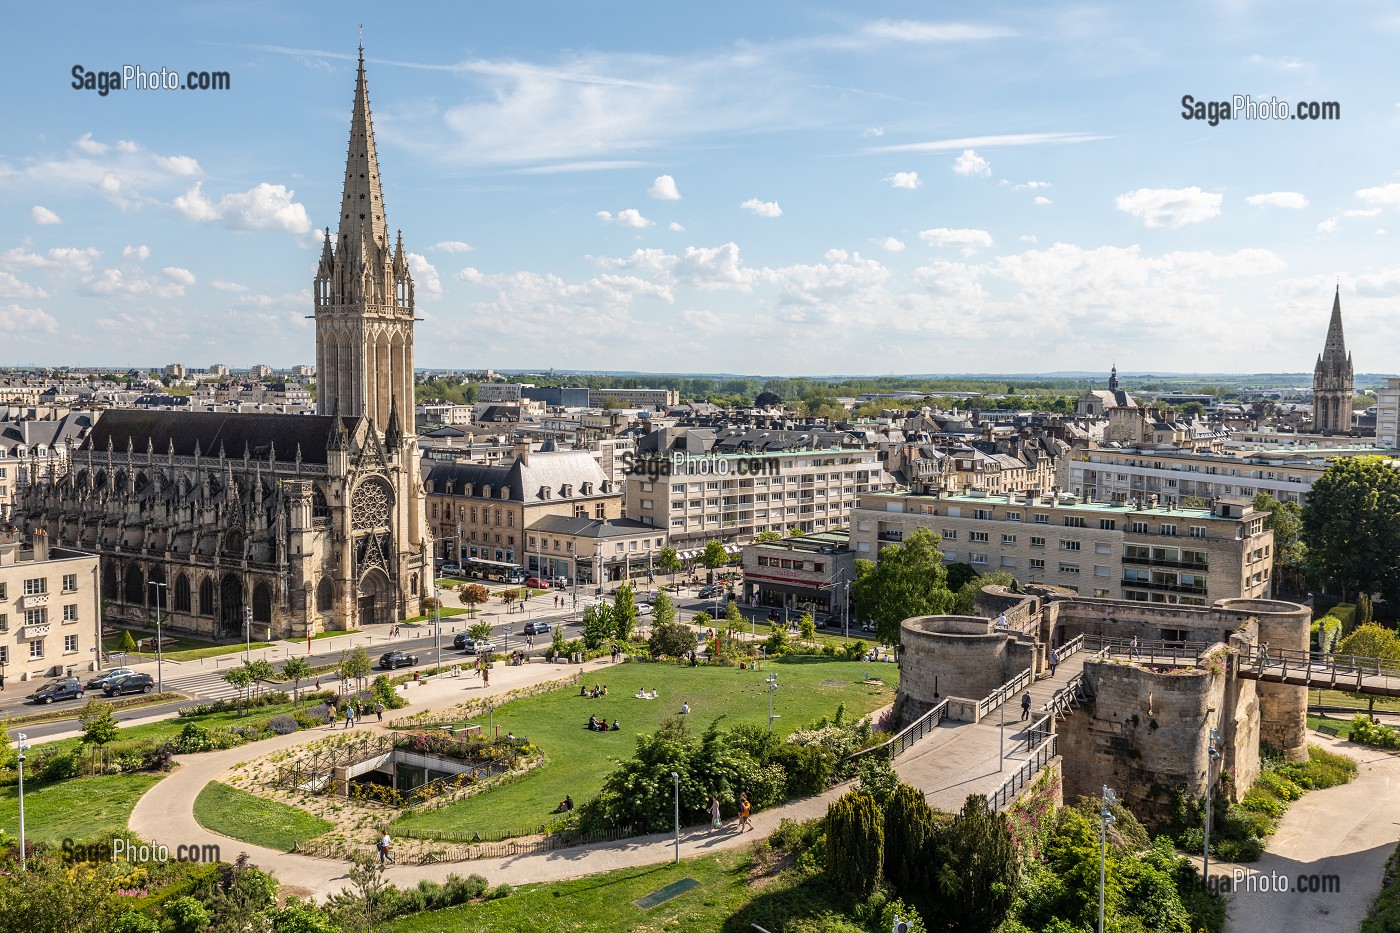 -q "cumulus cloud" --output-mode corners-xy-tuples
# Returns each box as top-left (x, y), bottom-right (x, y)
(0, 304), (58, 336)
(1115, 186), (1222, 228)
(211, 279), (247, 292)
(31, 206), (61, 225)
(122, 245), (150, 261)
(596, 208), (654, 228)
(1317, 217), (1339, 235)
(668, 221), (685, 232)
(1357, 183), (1400, 205)
(172, 182), (312, 233)
(879, 237), (905, 252)
(162, 266), (196, 285)
(407, 253), (443, 299)
(825, 248), (849, 261)
(648, 175), (681, 200)
(74, 133), (107, 155)
(0, 271), (48, 299)
(81, 267), (188, 299)
(1246, 191), (1308, 209)
(2, 244), (100, 271)
(1033, 196), (1053, 206)
(919, 227), (994, 249)
(886, 171), (920, 190)
(429, 240), (474, 253)
(153, 154), (202, 176)
(1015, 180), (1051, 190)
(740, 198), (782, 218)
(951, 149), (992, 177)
